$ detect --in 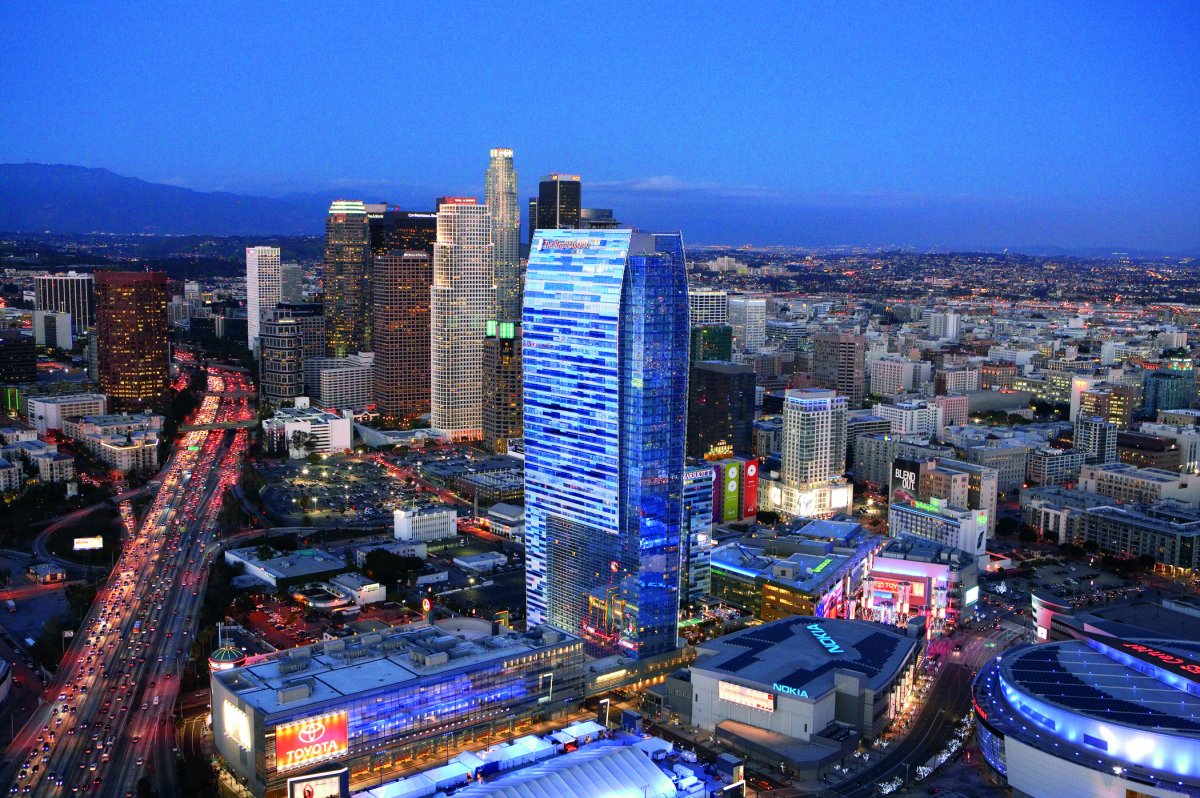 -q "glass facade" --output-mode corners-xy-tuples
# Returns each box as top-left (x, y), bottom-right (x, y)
(682, 466), (715, 603)
(524, 229), (690, 659)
